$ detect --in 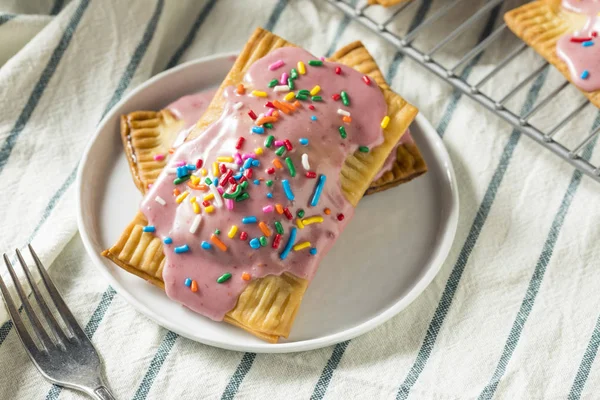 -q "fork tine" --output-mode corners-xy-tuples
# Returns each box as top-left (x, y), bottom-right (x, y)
(3, 254), (53, 351)
(28, 245), (86, 339)
(16, 249), (69, 346)
(0, 262), (39, 354)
